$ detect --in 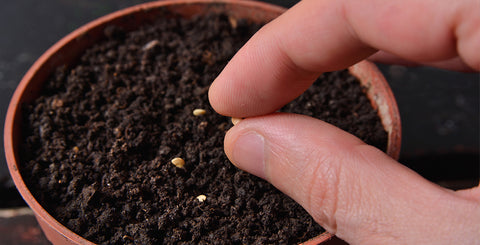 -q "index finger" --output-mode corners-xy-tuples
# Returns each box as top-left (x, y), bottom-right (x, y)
(208, 0), (480, 117)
